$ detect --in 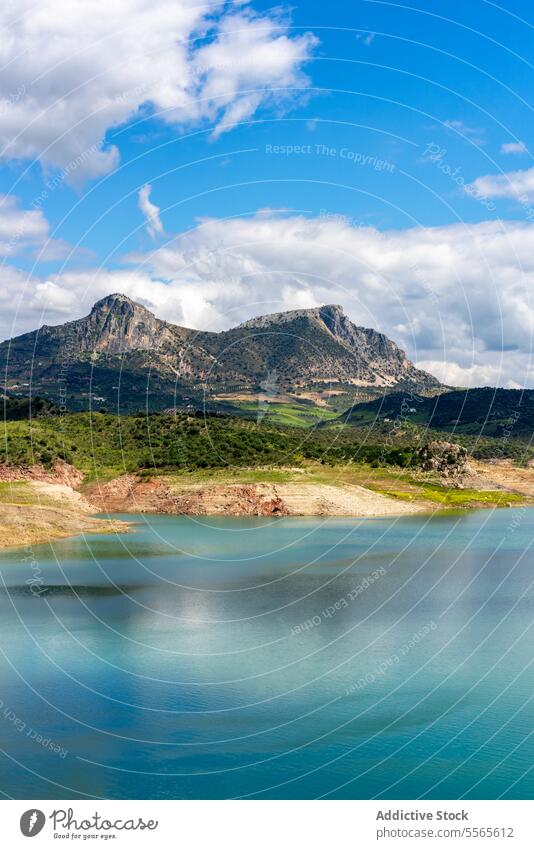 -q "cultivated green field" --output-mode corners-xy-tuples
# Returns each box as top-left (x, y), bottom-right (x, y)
(228, 400), (339, 427)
